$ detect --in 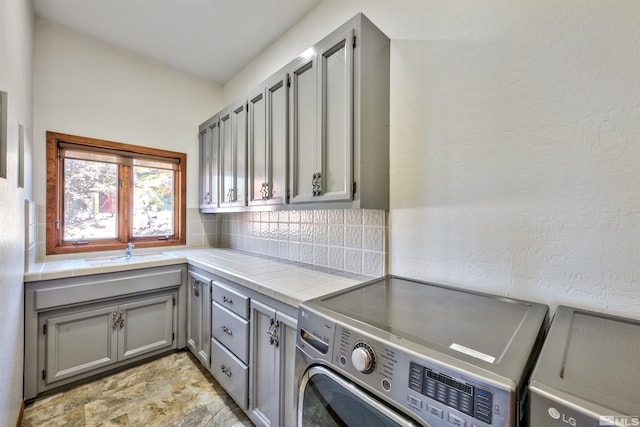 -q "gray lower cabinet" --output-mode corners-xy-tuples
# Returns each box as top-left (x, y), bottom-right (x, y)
(40, 292), (176, 387)
(249, 299), (298, 427)
(210, 280), (251, 410)
(187, 269), (212, 367)
(24, 265), (187, 400)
